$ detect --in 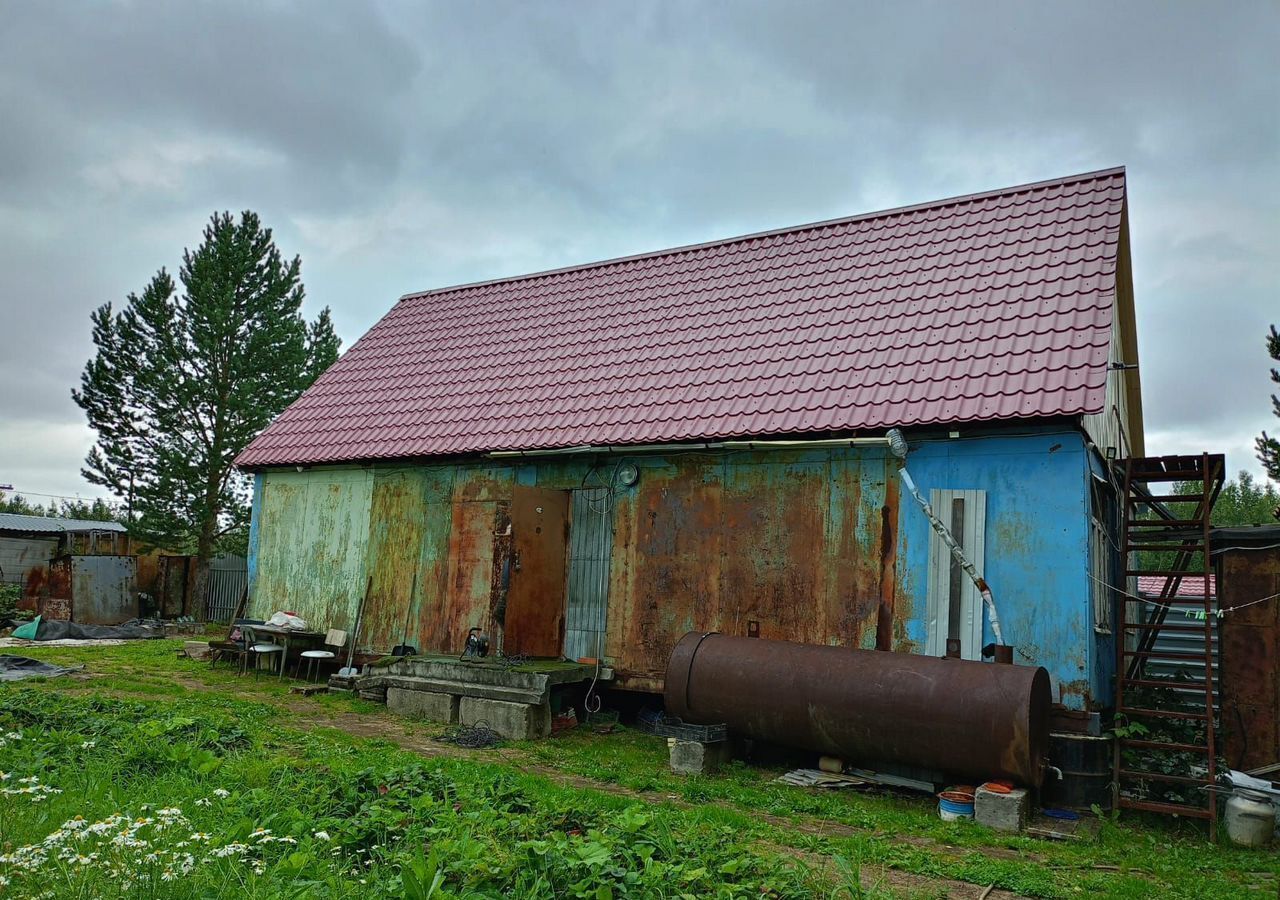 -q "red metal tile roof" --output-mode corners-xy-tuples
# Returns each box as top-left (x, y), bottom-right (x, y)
(238, 167), (1127, 466)
(1137, 575), (1215, 599)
